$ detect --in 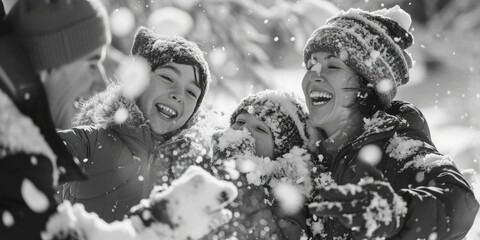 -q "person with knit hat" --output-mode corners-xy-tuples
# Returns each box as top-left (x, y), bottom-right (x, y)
(0, 0), (110, 239)
(6, 0), (111, 130)
(58, 26), (215, 226)
(205, 89), (312, 240)
(302, 5), (479, 239)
